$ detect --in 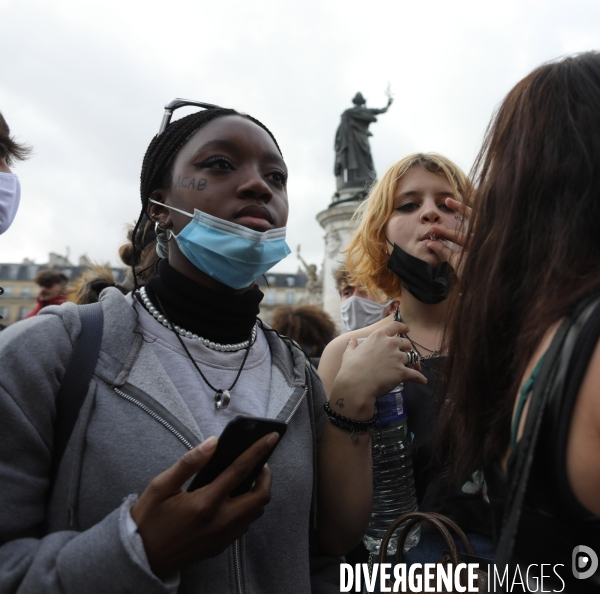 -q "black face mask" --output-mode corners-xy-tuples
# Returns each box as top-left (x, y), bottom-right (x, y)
(386, 240), (452, 304)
